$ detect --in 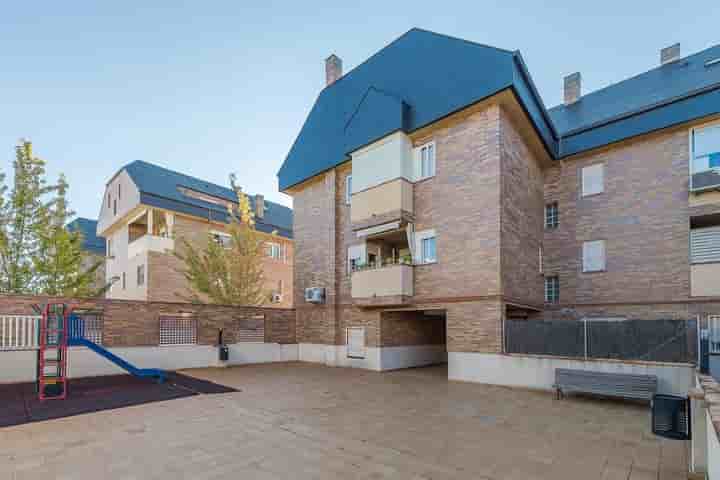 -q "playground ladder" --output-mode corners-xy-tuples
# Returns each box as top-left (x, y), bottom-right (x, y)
(38, 303), (70, 400)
